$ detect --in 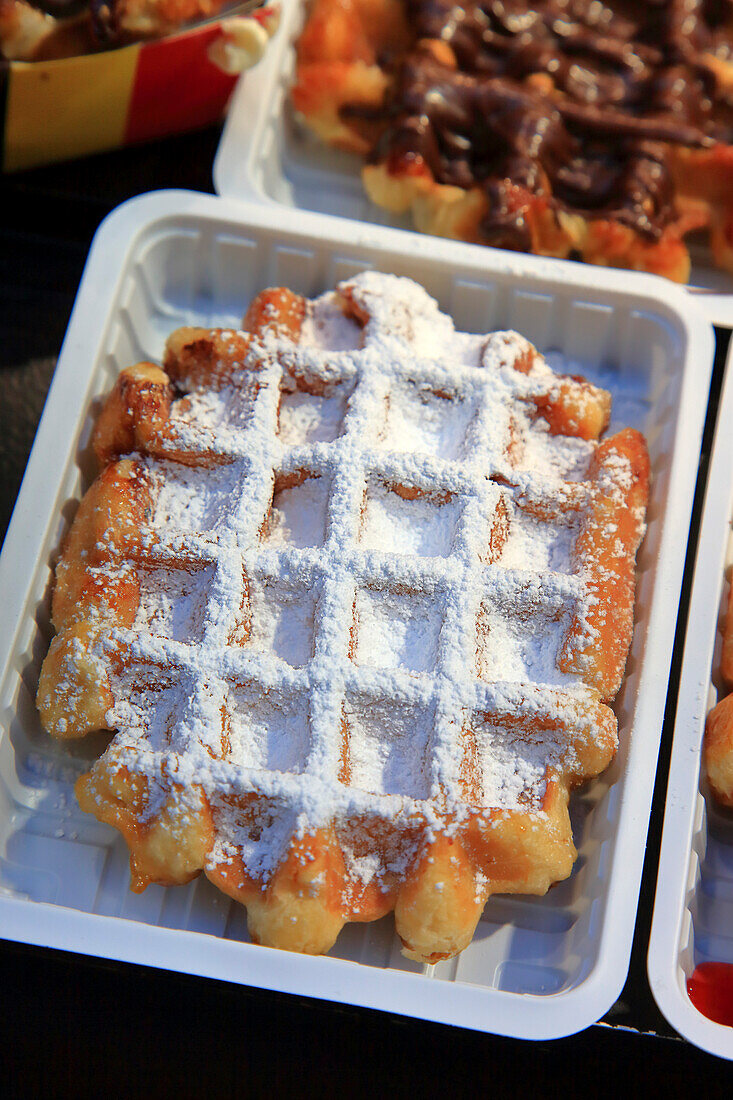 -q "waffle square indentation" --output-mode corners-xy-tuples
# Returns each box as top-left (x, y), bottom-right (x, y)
(151, 462), (244, 536)
(464, 710), (557, 811)
(475, 586), (574, 687)
(352, 587), (442, 673)
(135, 562), (213, 643)
(382, 382), (476, 460)
(498, 507), (580, 575)
(342, 696), (433, 799)
(122, 682), (182, 749)
(278, 384), (348, 445)
(227, 687), (310, 774)
(245, 578), (316, 668)
(360, 480), (460, 558)
(169, 380), (258, 442)
(262, 471), (329, 548)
